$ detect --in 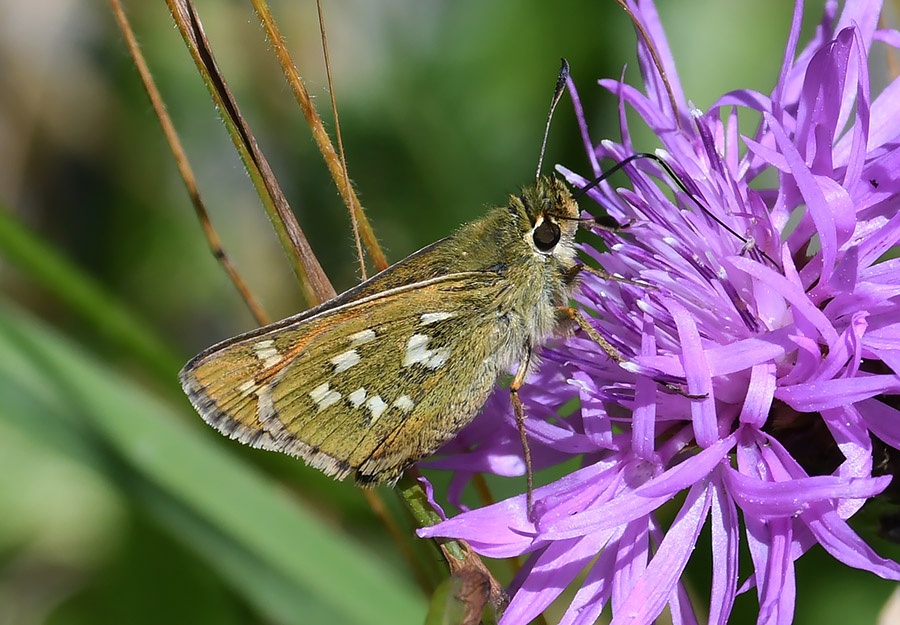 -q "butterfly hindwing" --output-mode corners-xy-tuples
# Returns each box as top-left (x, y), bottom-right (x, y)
(180, 270), (517, 484)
